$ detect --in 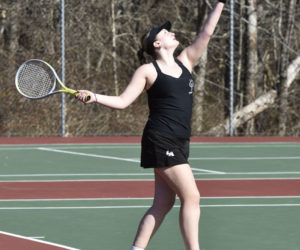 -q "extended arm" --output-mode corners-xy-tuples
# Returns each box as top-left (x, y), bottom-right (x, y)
(177, 1), (225, 71)
(77, 64), (149, 109)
